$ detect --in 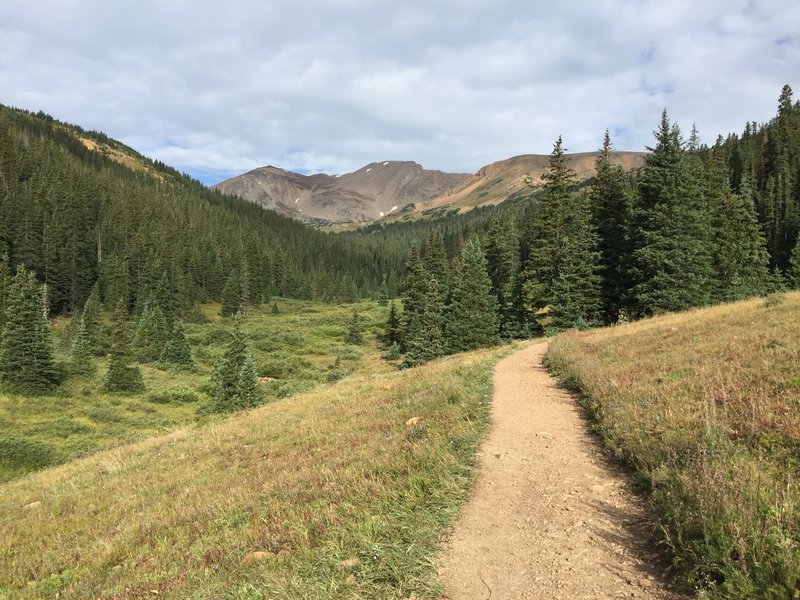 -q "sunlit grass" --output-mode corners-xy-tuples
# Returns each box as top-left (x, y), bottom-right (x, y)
(546, 292), (800, 598)
(0, 341), (514, 598)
